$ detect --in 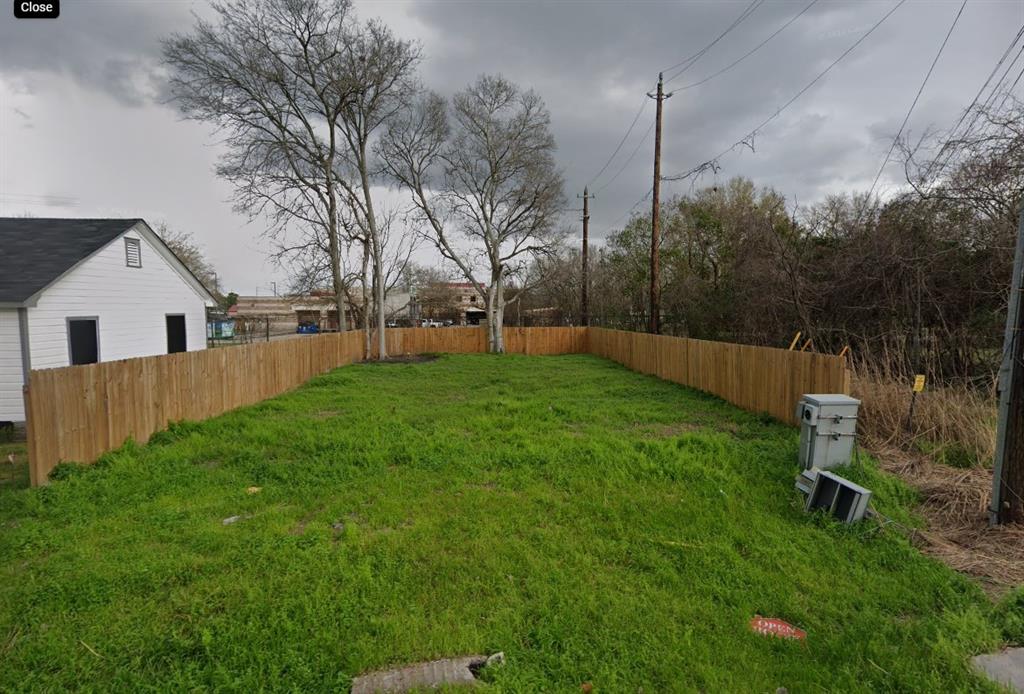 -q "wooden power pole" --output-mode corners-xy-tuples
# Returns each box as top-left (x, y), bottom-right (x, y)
(990, 203), (1024, 524)
(648, 73), (672, 334)
(580, 187), (591, 327)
